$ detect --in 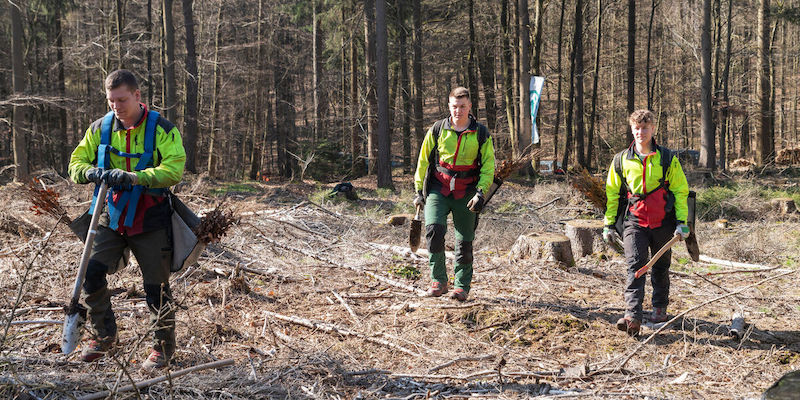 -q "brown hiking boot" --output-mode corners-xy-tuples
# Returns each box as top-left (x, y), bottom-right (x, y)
(615, 316), (641, 336)
(141, 349), (171, 370)
(449, 288), (468, 302)
(650, 307), (669, 323)
(426, 281), (448, 297)
(80, 336), (115, 362)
